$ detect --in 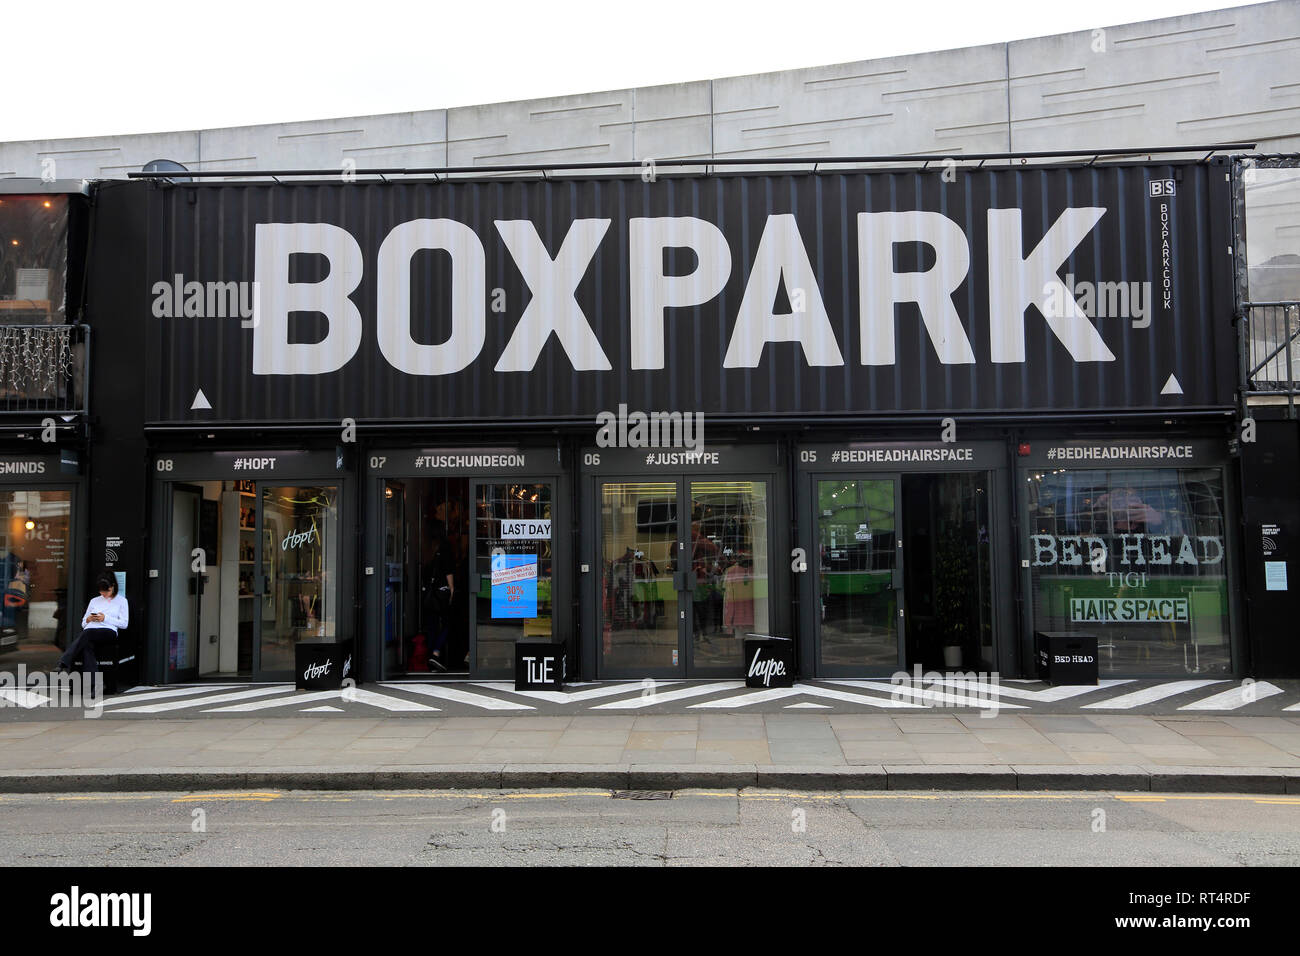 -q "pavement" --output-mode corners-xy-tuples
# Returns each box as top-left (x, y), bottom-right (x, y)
(2, 684), (1300, 793)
